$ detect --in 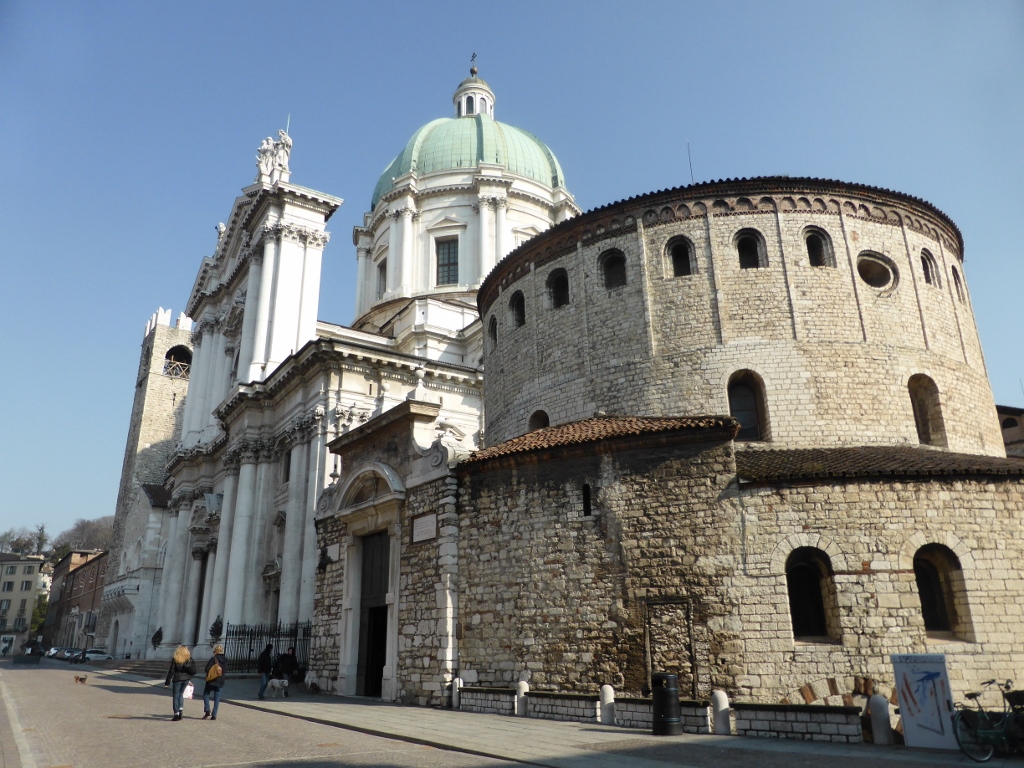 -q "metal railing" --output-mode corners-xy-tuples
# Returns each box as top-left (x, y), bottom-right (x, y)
(221, 621), (311, 675)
